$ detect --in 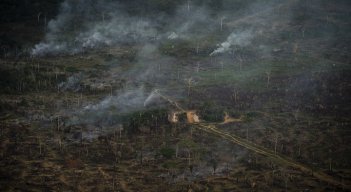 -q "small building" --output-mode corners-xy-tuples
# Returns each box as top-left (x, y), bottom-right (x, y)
(168, 111), (179, 123)
(186, 110), (200, 123)
(168, 110), (200, 124)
